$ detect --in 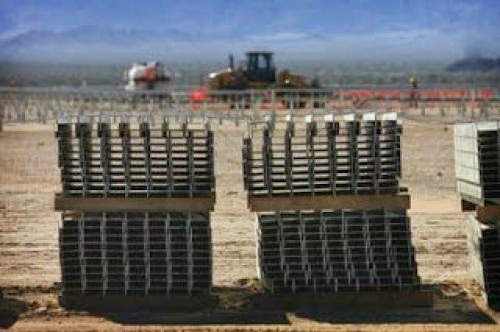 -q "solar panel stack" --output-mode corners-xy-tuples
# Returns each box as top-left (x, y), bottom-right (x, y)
(244, 113), (421, 293)
(56, 117), (215, 301)
(243, 113), (402, 197)
(56, 116), (214, 198)
(466, 217), (500, 310)
(257, 209), (419, 293)
(455, 121), (500, 205)
(455, 121), (500, 310)
(59, 211), (211, 296)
